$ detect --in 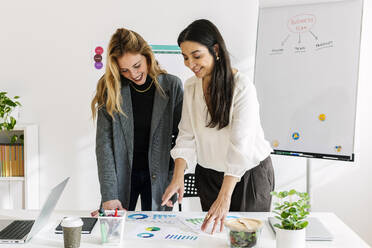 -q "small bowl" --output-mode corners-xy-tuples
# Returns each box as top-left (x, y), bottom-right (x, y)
(224, 218), (263, 248)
